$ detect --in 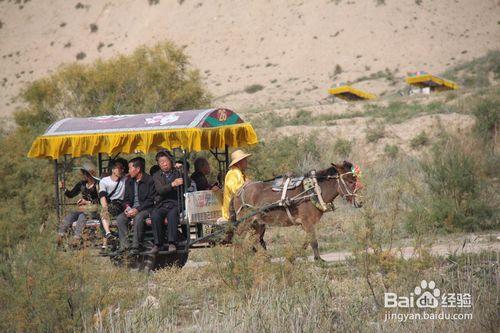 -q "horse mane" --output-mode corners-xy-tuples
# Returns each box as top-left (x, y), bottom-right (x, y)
(316, 161), (353, 178)
(263, 161), (353, 182)
(315, 166), (338, 178)
(343, 160), (353, 170)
